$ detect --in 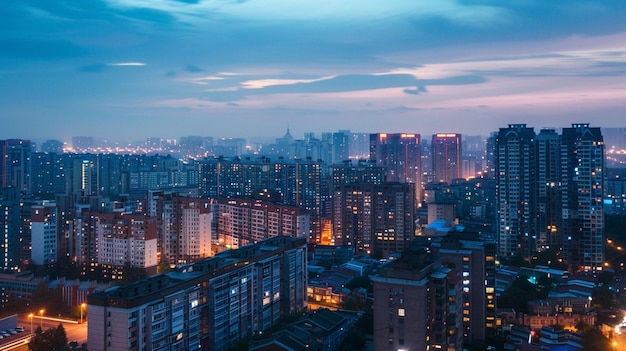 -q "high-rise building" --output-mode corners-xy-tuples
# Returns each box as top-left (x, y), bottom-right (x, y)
(0, 198), (21, 271)
(0, 139), (32, 194)
(493, 123), (605, 271)
(495, 124), (537, 259)
(332, 130), (351, 164)
(331, 159), (385, 189)
(215, 198), (309, 251)
(87, 236), (307, 351)
(31, 201), (58, 266)
(40, 139), (64, 154)
(150, 192), (213, 265)
(536, 129), (562, 251)
(429, 232), (497, 343)
(432, 133), (462, 184)
(198, 156), (322, 238)
(332, 182), (414, 257)
(93, 212), (158, 280)
(370, 133), (422, 203)
(372, 247), (463, 351)
(561, 124), (605, 271)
